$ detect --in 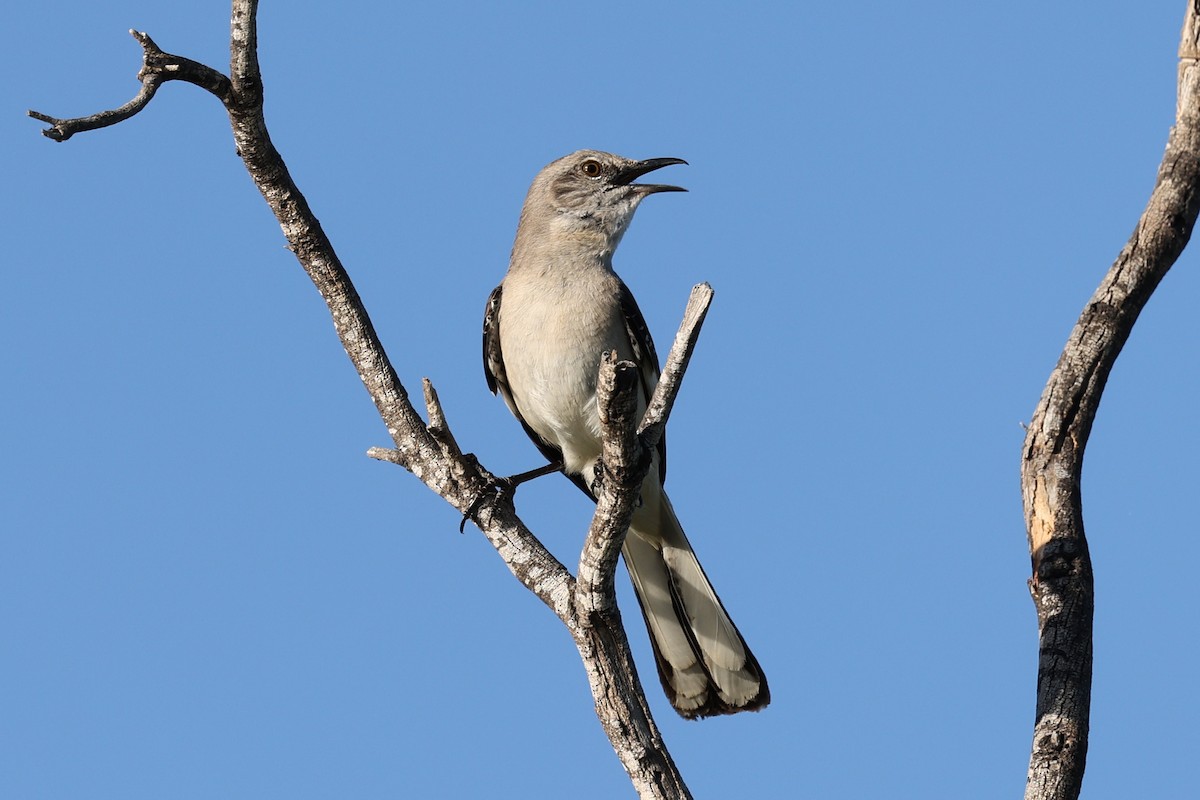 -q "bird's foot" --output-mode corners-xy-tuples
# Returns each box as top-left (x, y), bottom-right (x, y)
(460, 475), (514, 534)
(459, 459), (563, 533)
(589, 457), (608, 497)
(589, 456), (647, 507)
